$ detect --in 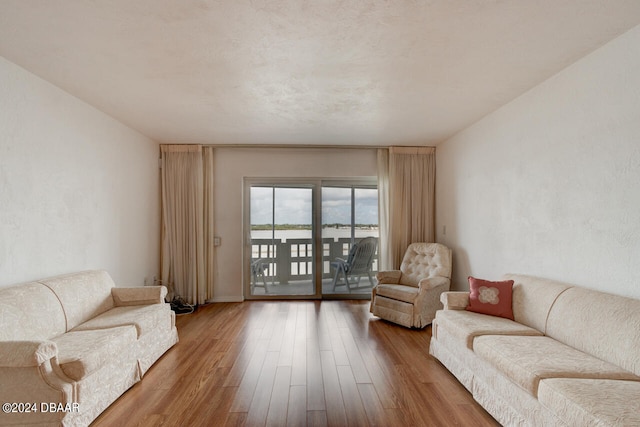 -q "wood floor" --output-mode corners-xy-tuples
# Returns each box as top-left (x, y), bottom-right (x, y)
(92, 301), (500, 427)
